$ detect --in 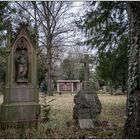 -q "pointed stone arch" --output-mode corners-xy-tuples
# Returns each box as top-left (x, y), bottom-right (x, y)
(1, 23), (40, 127)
